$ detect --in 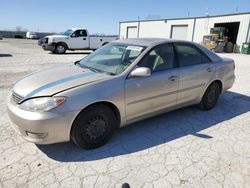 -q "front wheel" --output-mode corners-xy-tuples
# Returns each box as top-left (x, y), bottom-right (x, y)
(71, 104), (116, 149)
(55, 44), (66, 54)
(199, 82), (221, 110)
